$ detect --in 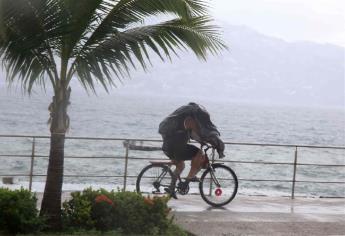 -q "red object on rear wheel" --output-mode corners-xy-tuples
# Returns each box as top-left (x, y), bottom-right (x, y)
(215, 188), (222, 196)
